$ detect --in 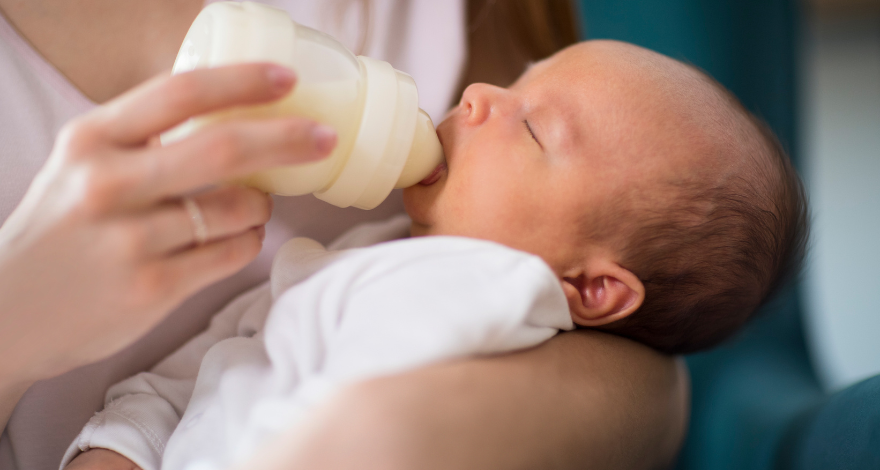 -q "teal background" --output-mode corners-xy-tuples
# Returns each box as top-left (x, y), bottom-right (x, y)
(576, 1), (880, 468)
